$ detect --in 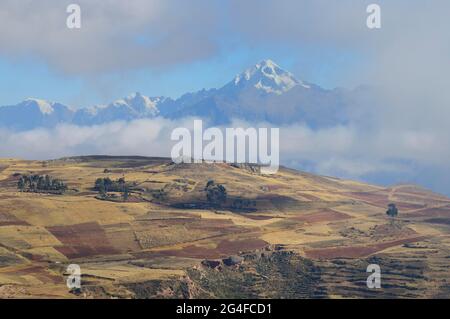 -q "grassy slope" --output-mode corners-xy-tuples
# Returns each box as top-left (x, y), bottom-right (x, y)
(0, 156), (449, 298)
